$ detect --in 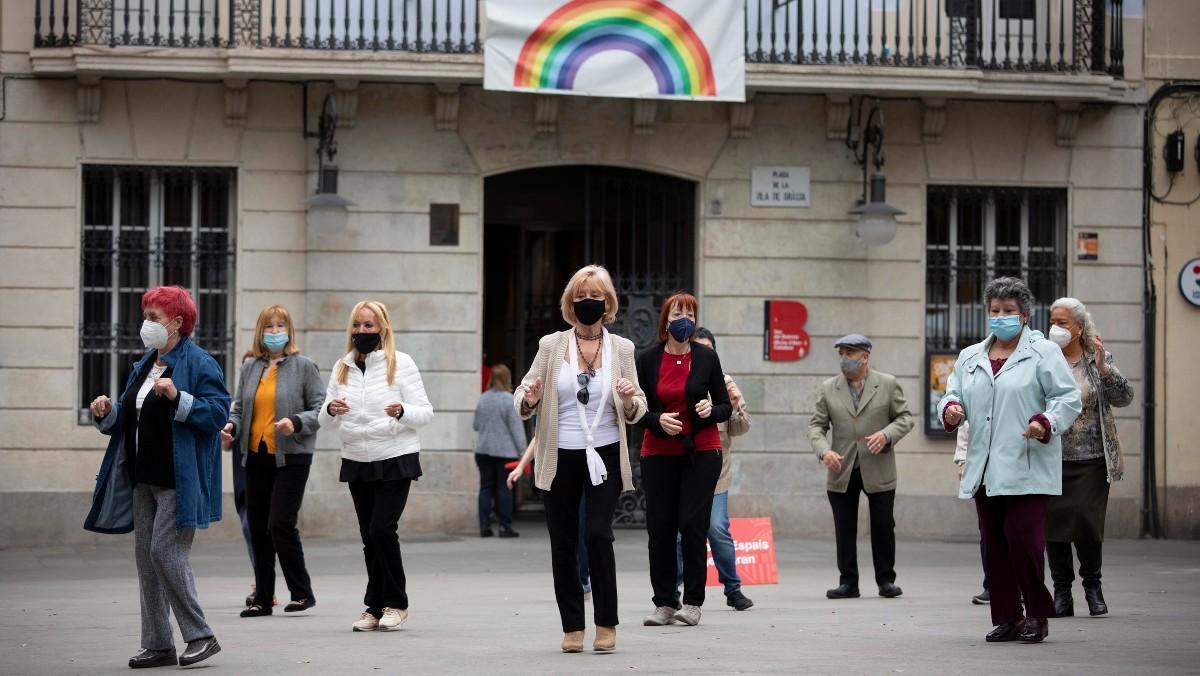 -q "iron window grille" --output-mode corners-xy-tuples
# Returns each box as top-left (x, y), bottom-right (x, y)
(924, 185), (1068, 352)
(79, 165), (237, 424)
